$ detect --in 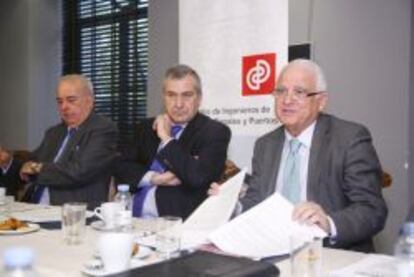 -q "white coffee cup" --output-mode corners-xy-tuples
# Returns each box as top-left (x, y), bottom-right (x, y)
(97, 232), (134, 273)
(94, 202), (123, 229)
